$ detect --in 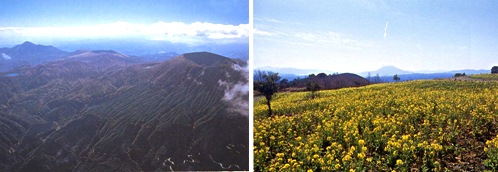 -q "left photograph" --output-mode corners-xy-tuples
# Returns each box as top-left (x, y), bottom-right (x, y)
(0, 0), (249, 171)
